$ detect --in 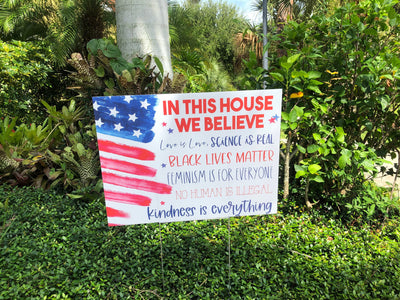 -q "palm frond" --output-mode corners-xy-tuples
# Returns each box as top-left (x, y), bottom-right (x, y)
(46, 1), (77, 66)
